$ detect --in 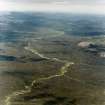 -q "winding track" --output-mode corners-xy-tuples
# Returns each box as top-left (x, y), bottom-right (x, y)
(5, 46), (74, 105)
